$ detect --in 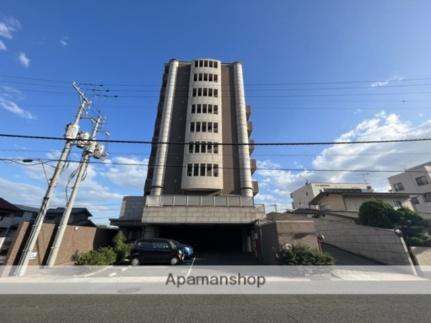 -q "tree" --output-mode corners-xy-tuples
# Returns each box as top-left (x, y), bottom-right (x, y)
(358, 199), (398, 228)
(276, 244), (334, 265)
(112, 231), (132, 263)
